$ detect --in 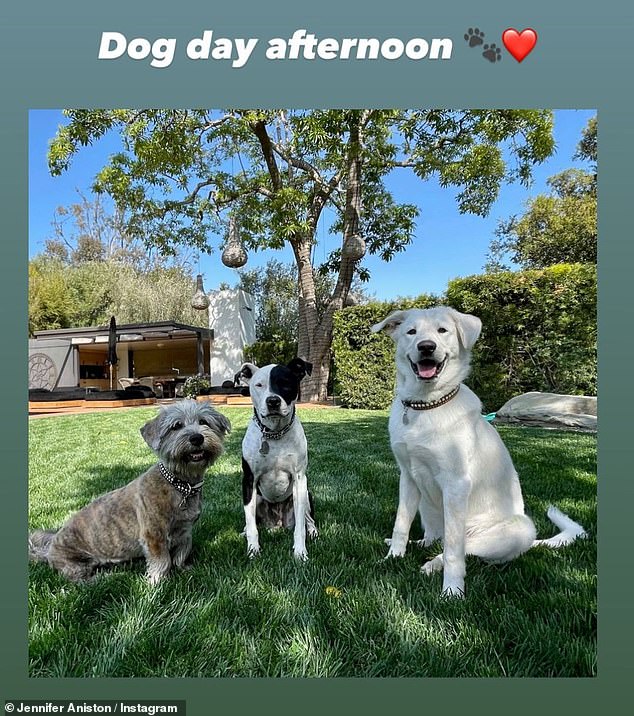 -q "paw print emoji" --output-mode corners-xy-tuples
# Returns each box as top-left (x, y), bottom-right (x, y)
(464, 28), (485, 48)
(482, 43), (502, 63)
